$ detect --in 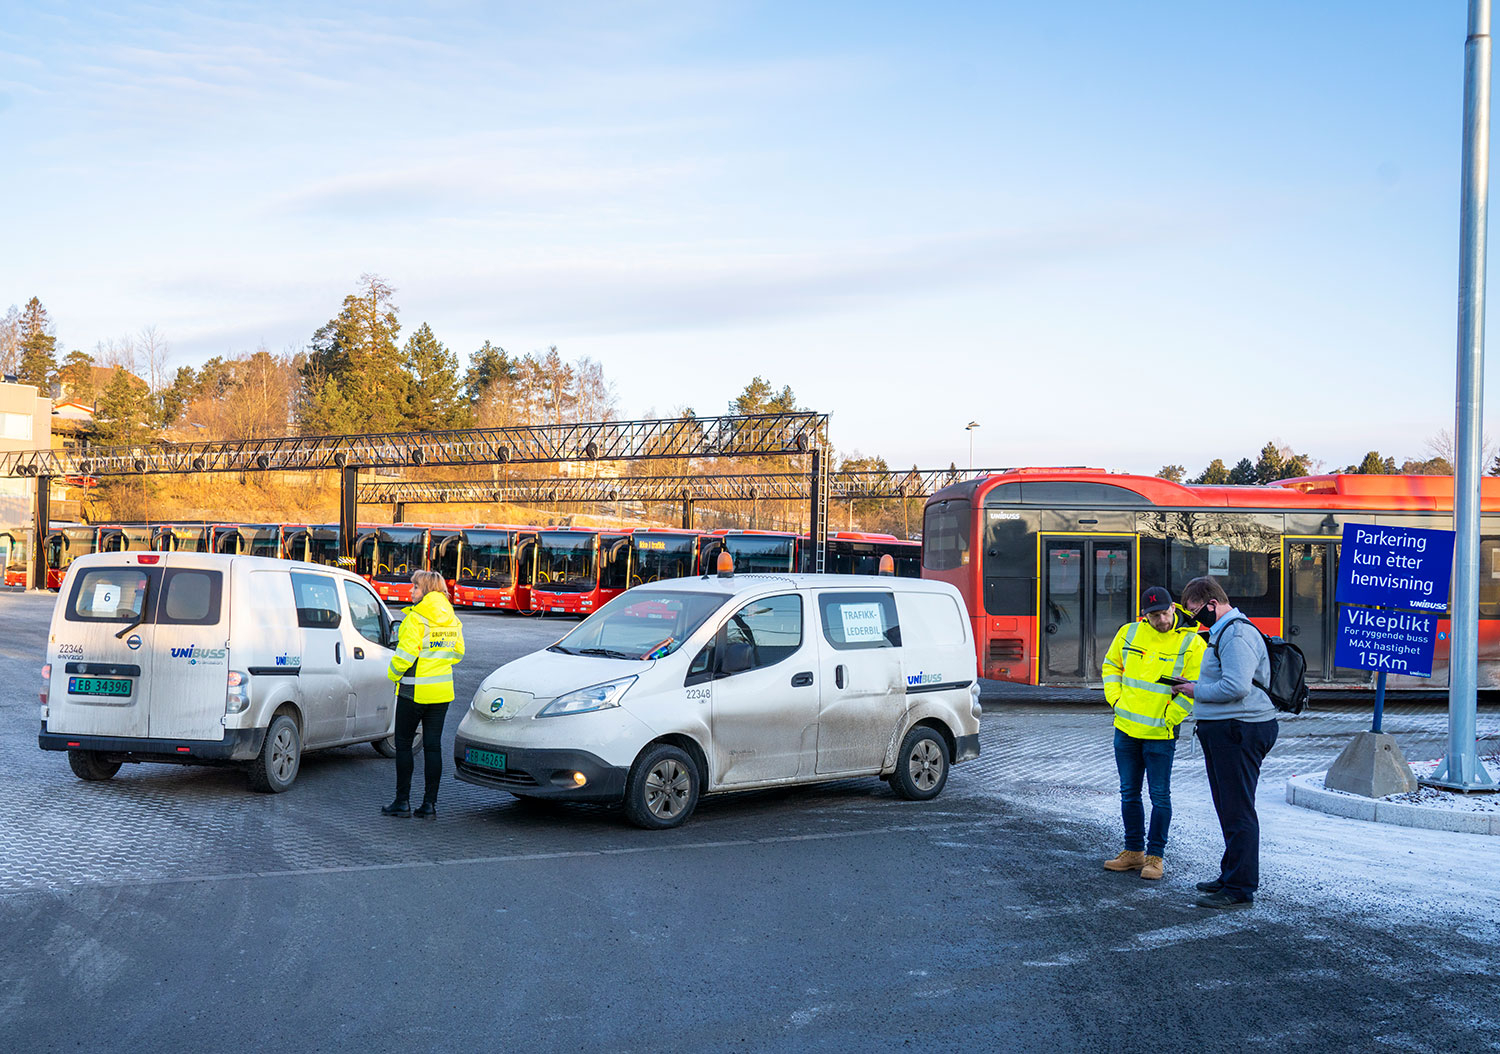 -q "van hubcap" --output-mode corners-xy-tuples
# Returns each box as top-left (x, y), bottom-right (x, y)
(644, 760), (691, 819)
(909, 740), (943, 791)
(271, 727), (297, 781)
